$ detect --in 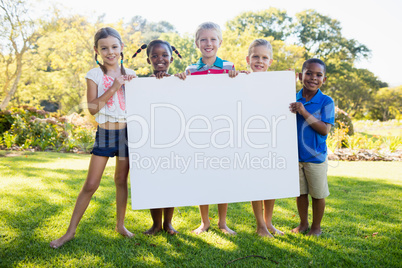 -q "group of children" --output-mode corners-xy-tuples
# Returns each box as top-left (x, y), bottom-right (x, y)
(49, 22), (335, 249)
